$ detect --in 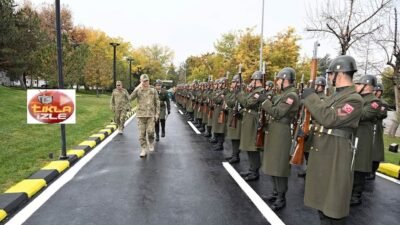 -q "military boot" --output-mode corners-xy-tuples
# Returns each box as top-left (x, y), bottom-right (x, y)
(203, 126), (212, 137)
(161, 120), (166, 137)
(156, 134), (160, 142)
(350, 193), (362, 206)
(270, 193), (286, 211)
(365, 173), (375, 180)
(228, 156), (240, 164)
(239, 171), (251, 177)
(198, 124), (205, 132)
(244, 171), (259, 181)
(209, 136), (217, 143)
(212, 141), (223, 151)
(139, 149), (147, 158)
(261, 190), (278, 203)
